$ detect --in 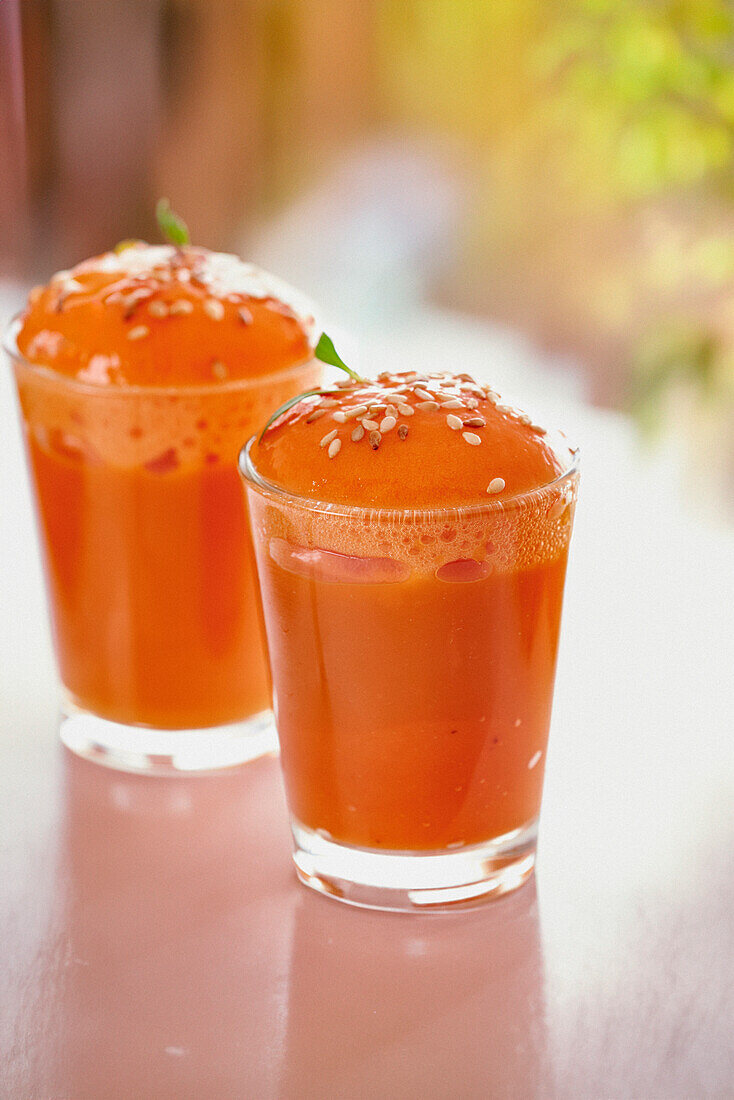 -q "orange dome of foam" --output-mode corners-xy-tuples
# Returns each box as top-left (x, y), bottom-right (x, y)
(16, 244), (315, 387)
(250, 369), (570, 509)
